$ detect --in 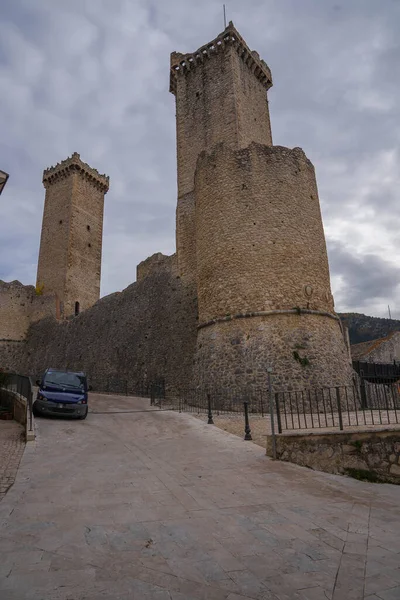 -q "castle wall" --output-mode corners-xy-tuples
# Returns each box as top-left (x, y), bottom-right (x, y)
(0, 280), (57, 341)
(30, 293), (59, 325)
(195, 315), (353, 391)
(0, 259), (197, 393)
(195, 143), (334, 323)
(194, 142), (352, 390)
(137, 253), (177, 281)
(0, 281), (58, 372)
(0, 281), (32, 341)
